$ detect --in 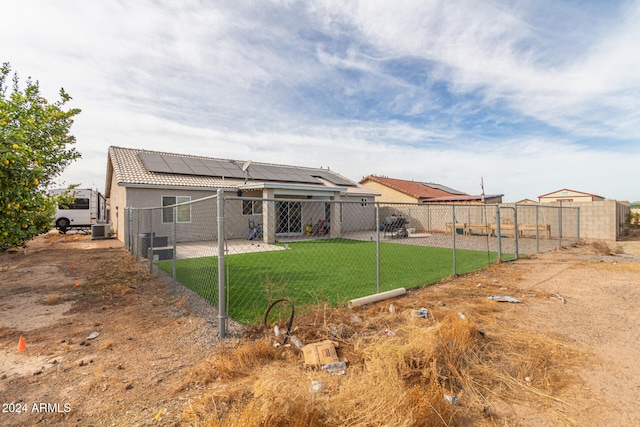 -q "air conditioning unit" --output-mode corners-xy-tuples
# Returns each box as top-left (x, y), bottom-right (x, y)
(91, 224), (110, 240)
